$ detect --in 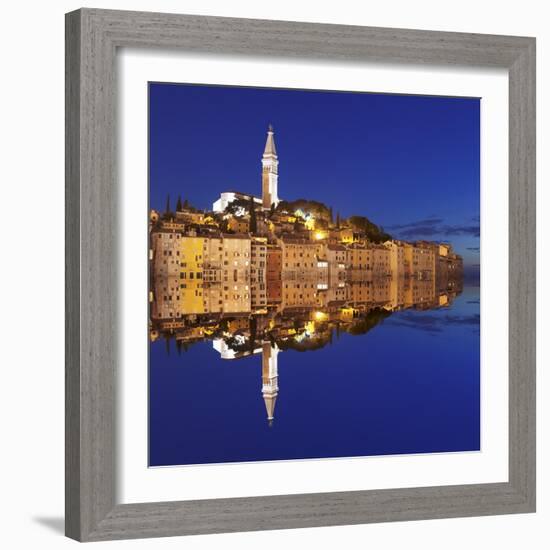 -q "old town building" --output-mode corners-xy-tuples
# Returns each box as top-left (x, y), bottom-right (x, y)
(150, 125), (464, 322)
(266, 245), (282, 305)
(250, 238), (268, 310)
